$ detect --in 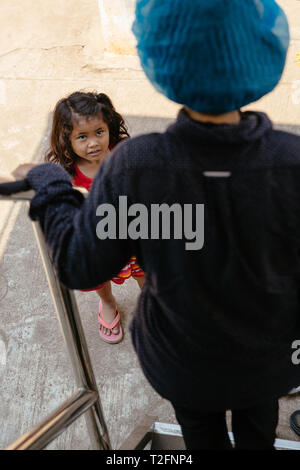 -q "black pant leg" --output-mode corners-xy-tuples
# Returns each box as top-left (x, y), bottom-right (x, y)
(172, 403), (233, 450)
(231, 400), (279, 450)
